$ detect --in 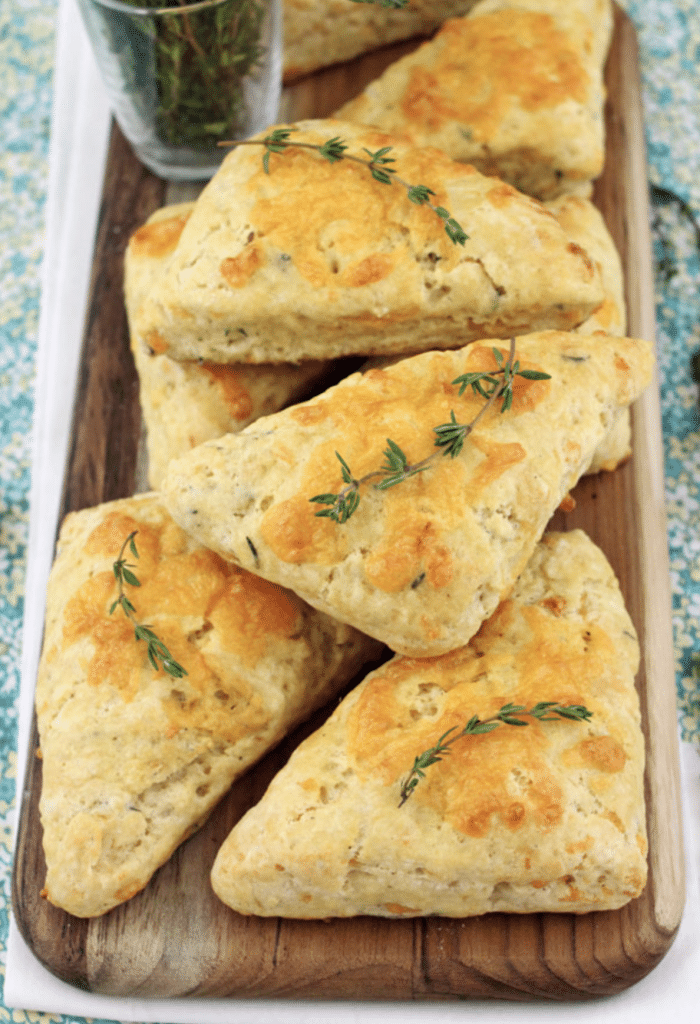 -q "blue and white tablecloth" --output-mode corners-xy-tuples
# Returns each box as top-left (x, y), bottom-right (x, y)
(1, 1), (700, 1021)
